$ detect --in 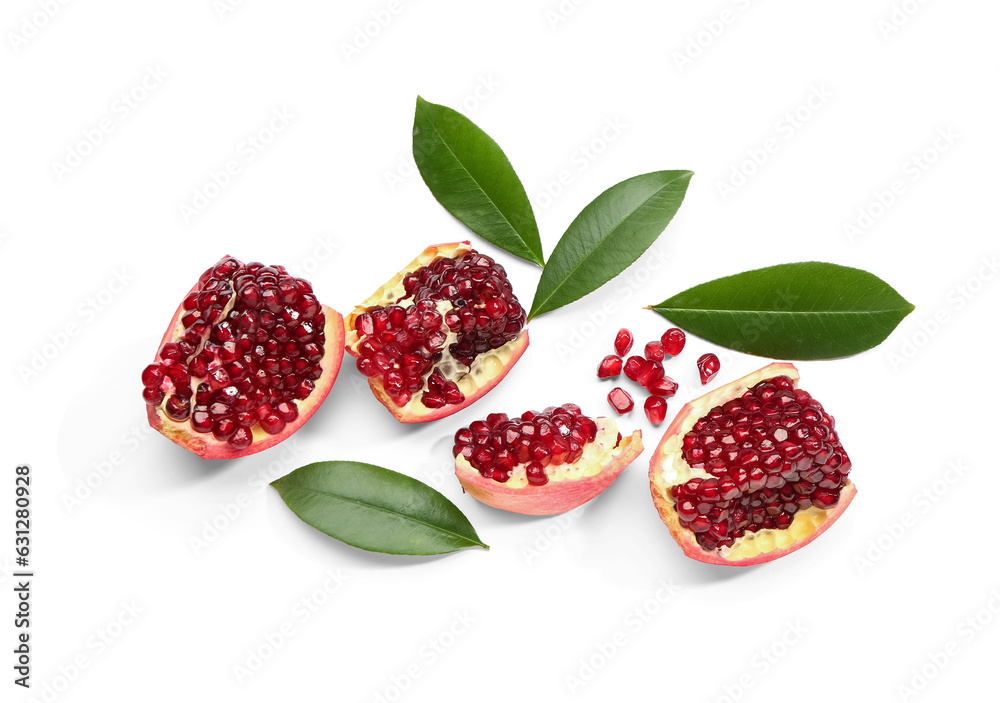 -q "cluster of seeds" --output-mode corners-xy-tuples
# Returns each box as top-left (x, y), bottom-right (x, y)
(141, 258), (326, 450)
(598, 327), (691, 424)
(354, 249), (525, 409)
(453, 404), (599, 485)
(671, 375), (851, 552)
